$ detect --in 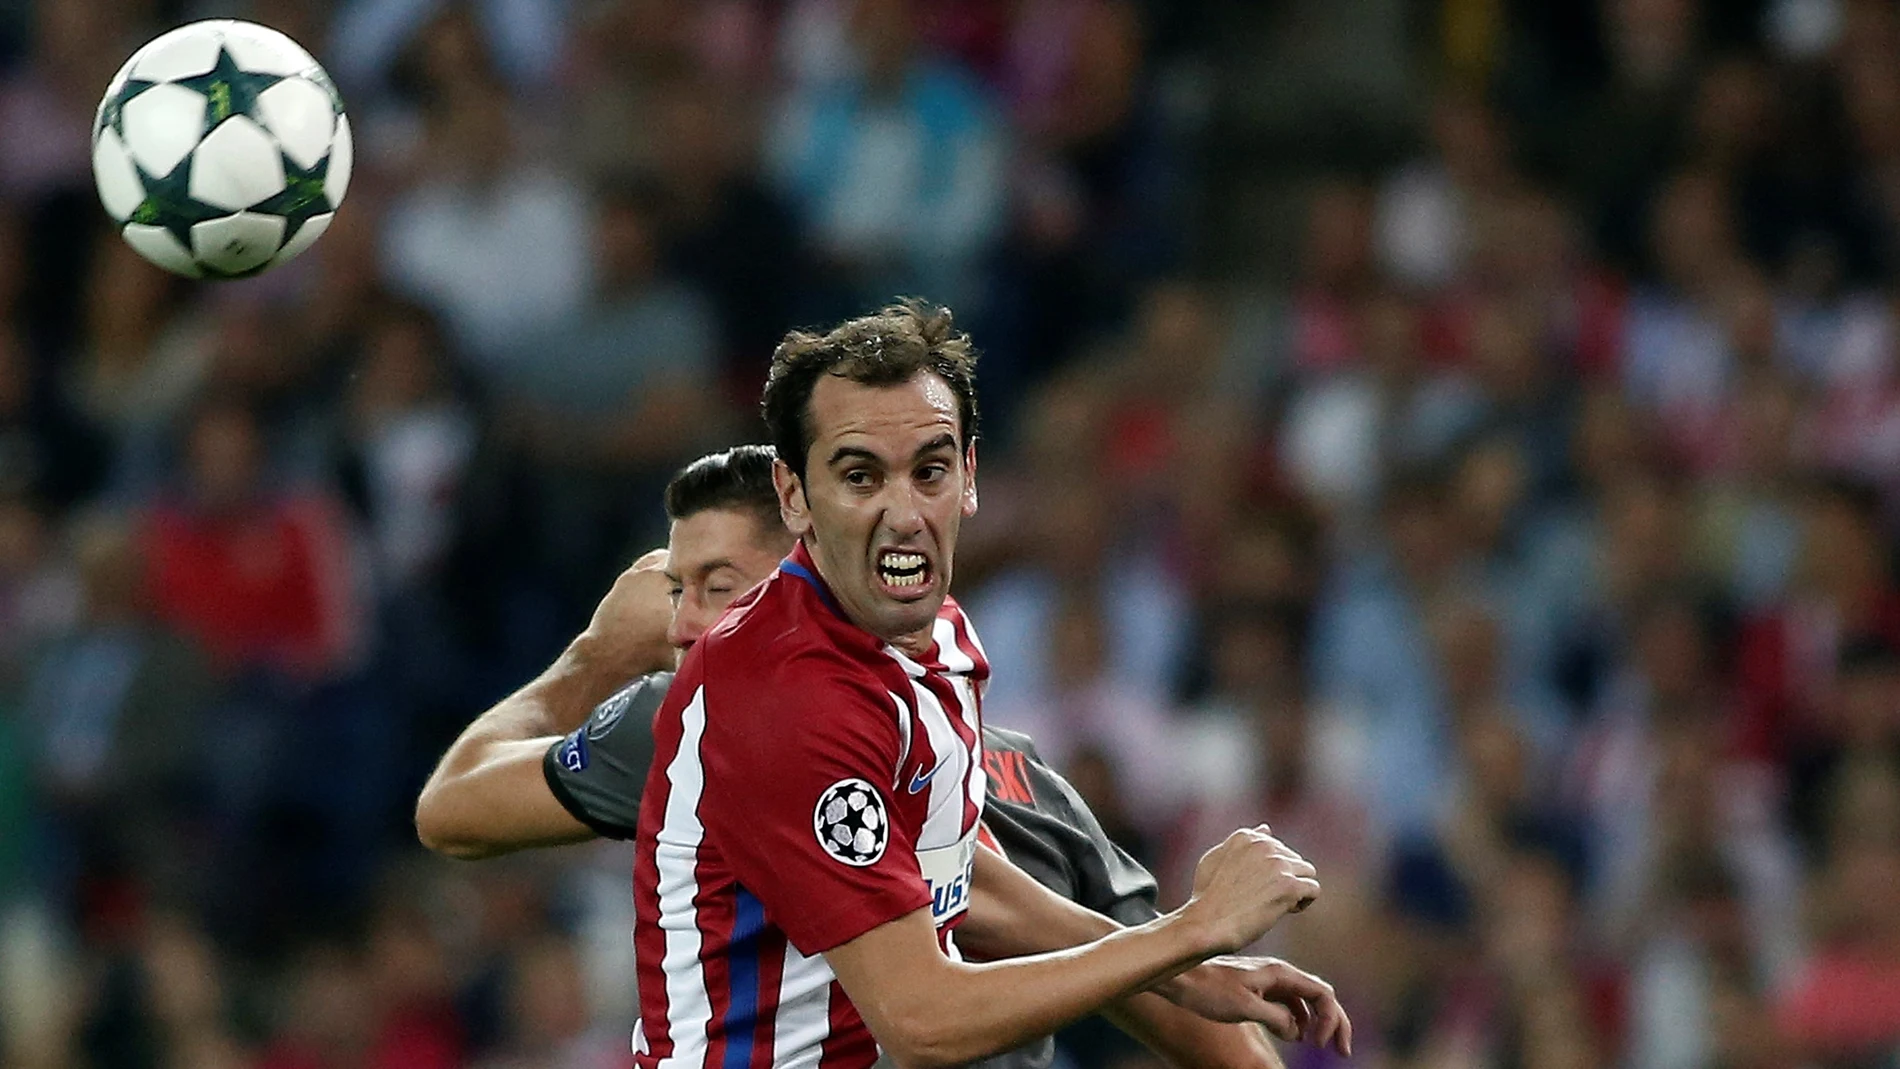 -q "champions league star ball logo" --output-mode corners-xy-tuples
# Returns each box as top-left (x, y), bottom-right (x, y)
(814, 778), (888, 866)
